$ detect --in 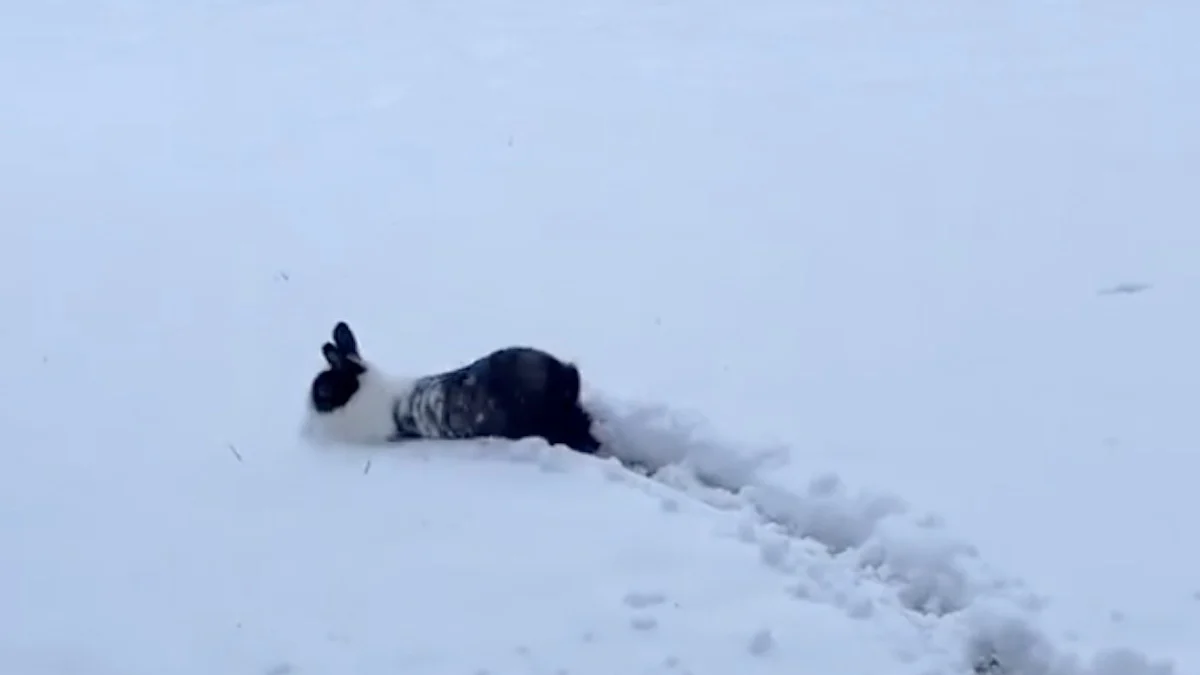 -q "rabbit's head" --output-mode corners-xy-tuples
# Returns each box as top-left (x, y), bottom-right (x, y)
(310, 321), (367, 413)
(304, 321), (411, 445)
